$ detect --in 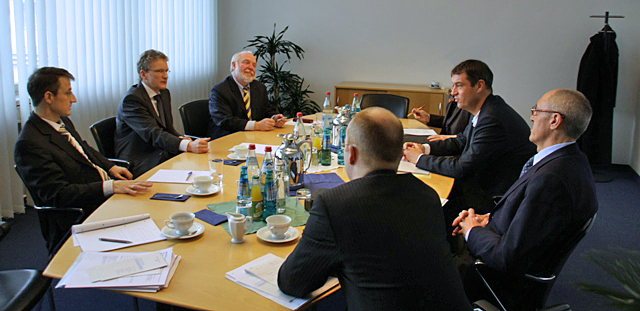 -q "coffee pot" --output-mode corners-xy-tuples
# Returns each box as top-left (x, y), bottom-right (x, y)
(275, 133), (311, 188)
(332, 105), (351, 148)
